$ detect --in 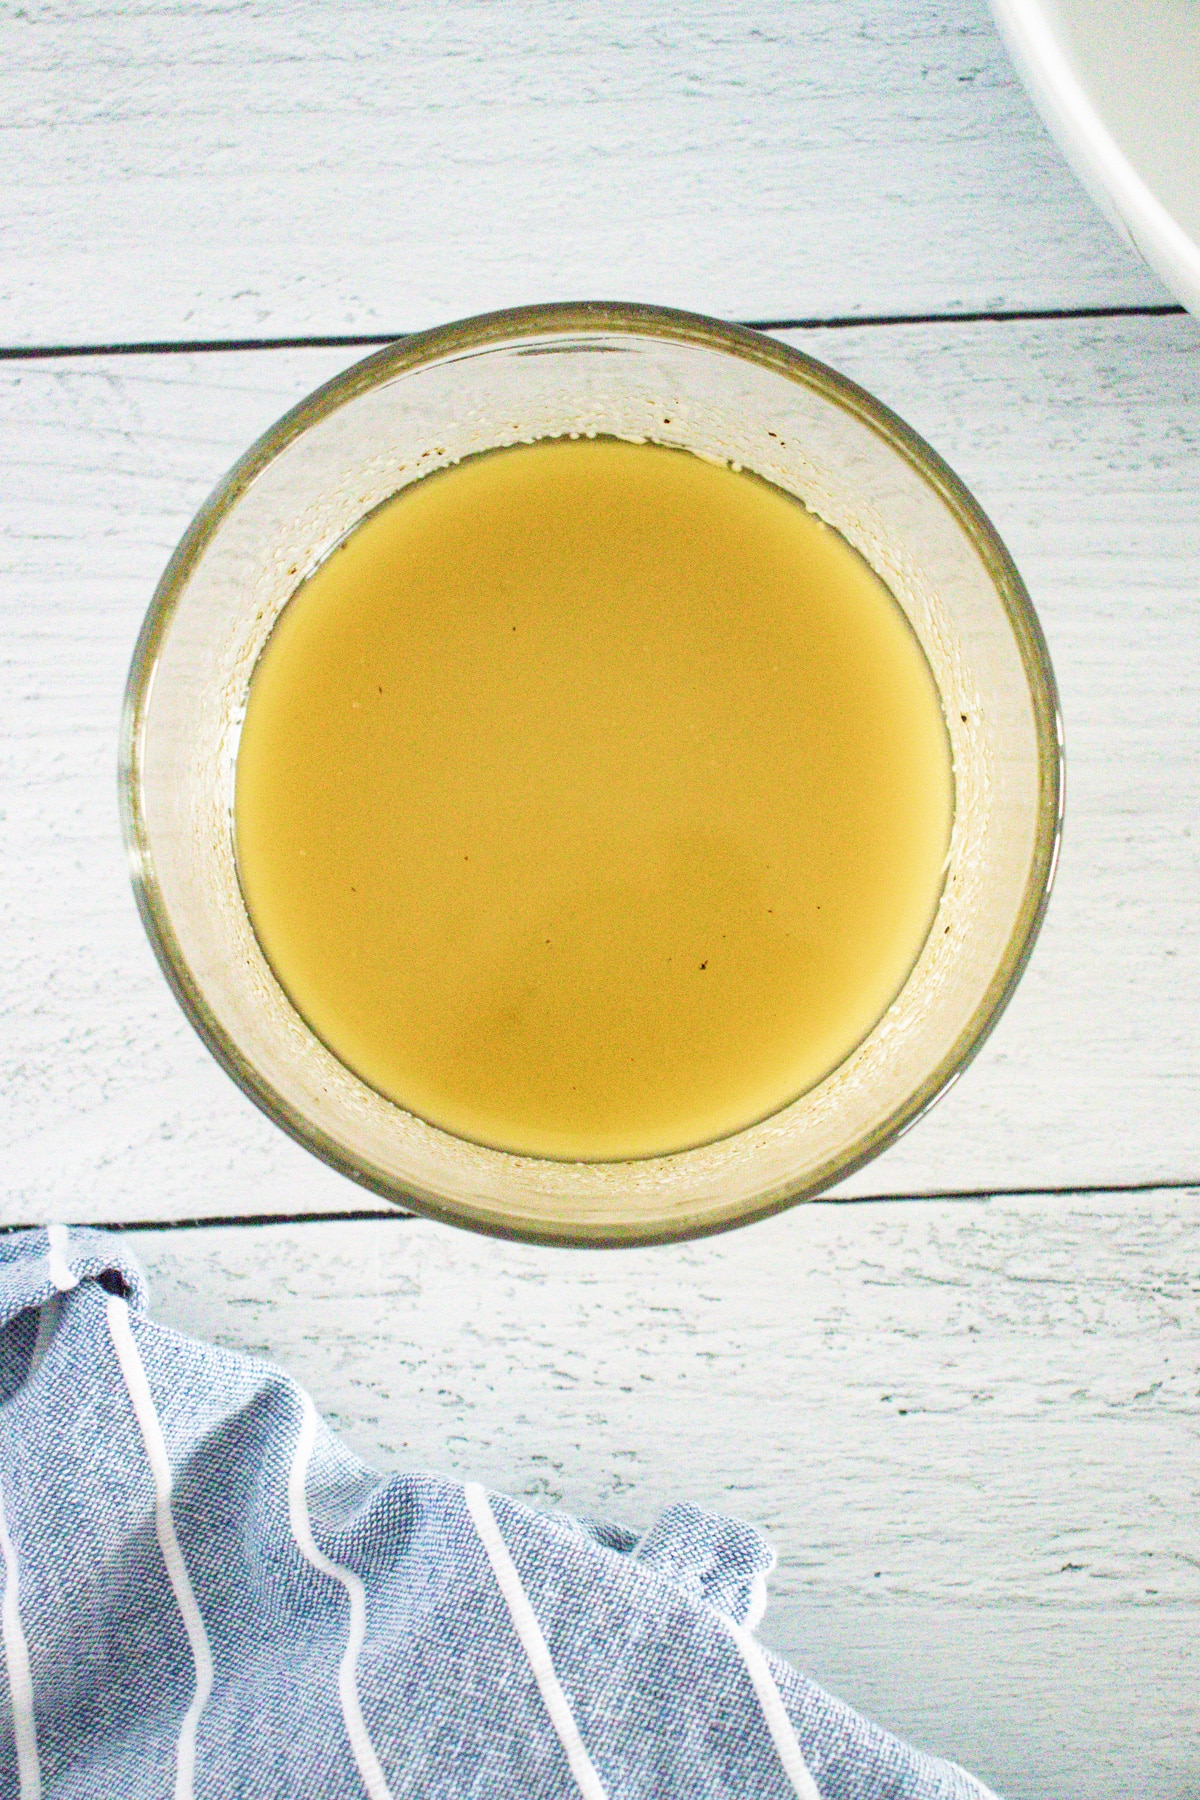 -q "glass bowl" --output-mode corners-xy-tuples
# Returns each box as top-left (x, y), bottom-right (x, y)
(120, 302), (1063, 1247)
